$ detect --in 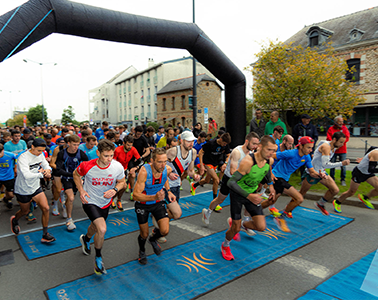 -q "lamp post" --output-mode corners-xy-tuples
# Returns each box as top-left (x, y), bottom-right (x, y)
(0, 89), (20, 121)
(23, 58), (57, 124)
(192, 0), (197, 128)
